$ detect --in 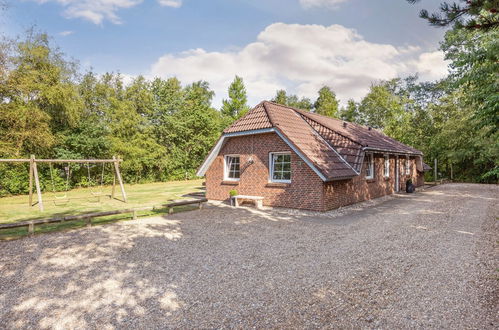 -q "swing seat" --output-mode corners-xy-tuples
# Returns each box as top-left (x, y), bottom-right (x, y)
(53, 198), (70, 205)
(54, 194), (68, 199)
